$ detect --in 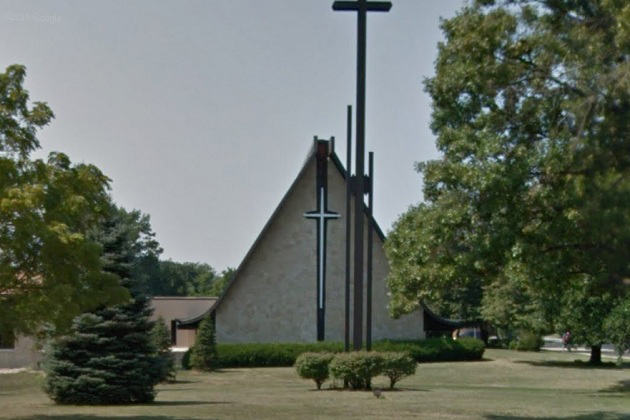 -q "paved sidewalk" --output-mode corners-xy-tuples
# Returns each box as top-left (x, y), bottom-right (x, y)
(0, 368), (30, 374)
